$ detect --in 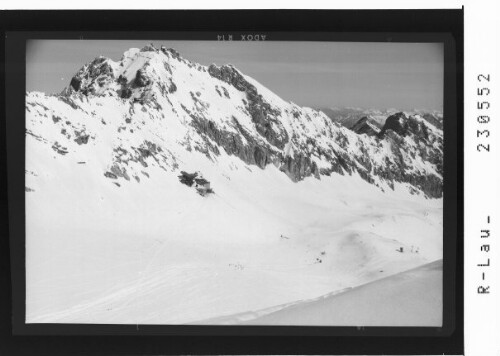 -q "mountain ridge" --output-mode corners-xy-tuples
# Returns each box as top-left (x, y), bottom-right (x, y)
(26, 44), (443, 198)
